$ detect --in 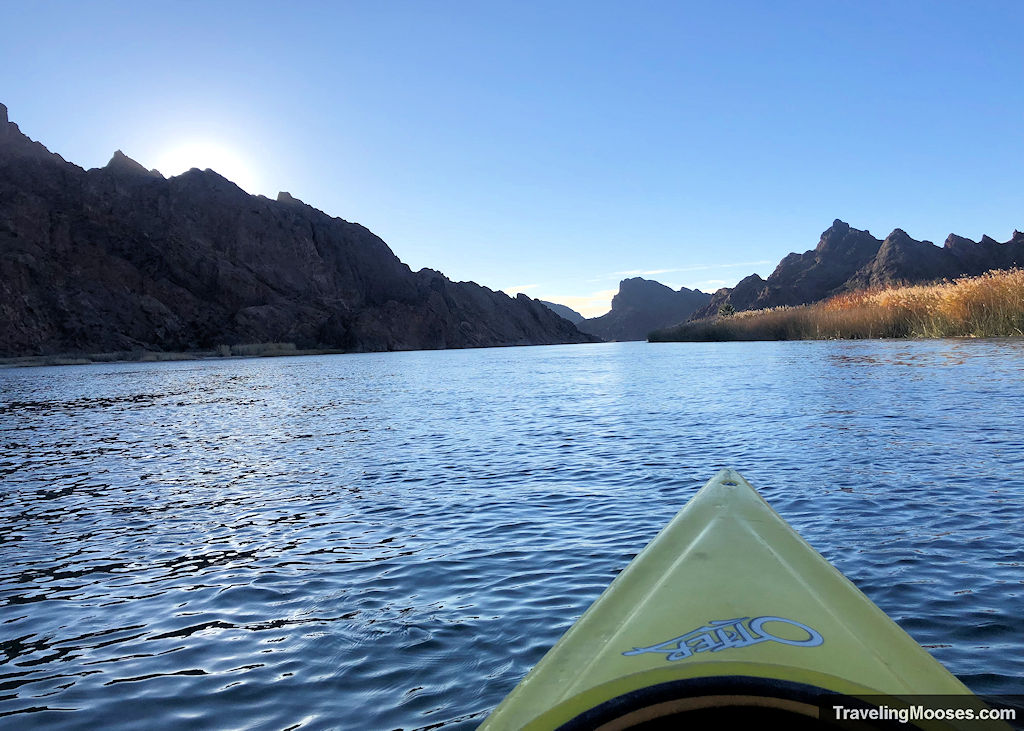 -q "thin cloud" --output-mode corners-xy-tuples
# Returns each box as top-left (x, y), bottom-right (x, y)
(606, 260), (775, 280)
